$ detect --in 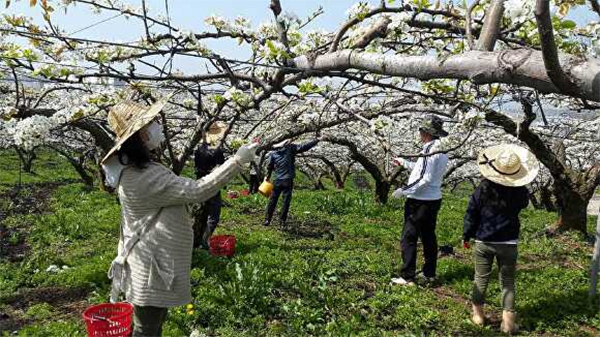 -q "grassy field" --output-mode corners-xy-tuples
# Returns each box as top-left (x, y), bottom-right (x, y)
(0, 149), (599, 336)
